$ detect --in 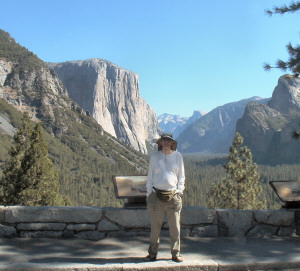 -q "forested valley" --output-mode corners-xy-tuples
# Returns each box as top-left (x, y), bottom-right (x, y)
(1, 95), (299, 209)
(182, 154), (300, 209)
